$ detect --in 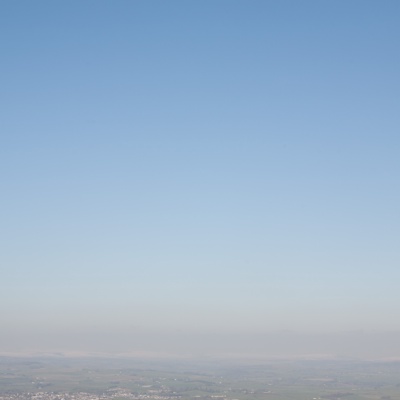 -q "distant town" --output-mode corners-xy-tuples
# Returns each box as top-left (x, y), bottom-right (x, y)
(1, 356), (400, 400)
